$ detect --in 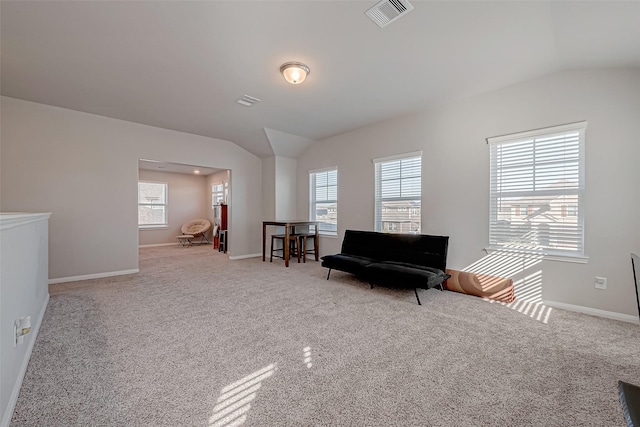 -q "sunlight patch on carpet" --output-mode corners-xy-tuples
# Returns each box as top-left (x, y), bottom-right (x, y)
(303, 346), (313, 368)
(209, 364), (275, 427)
(484, 270), (553, 323)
